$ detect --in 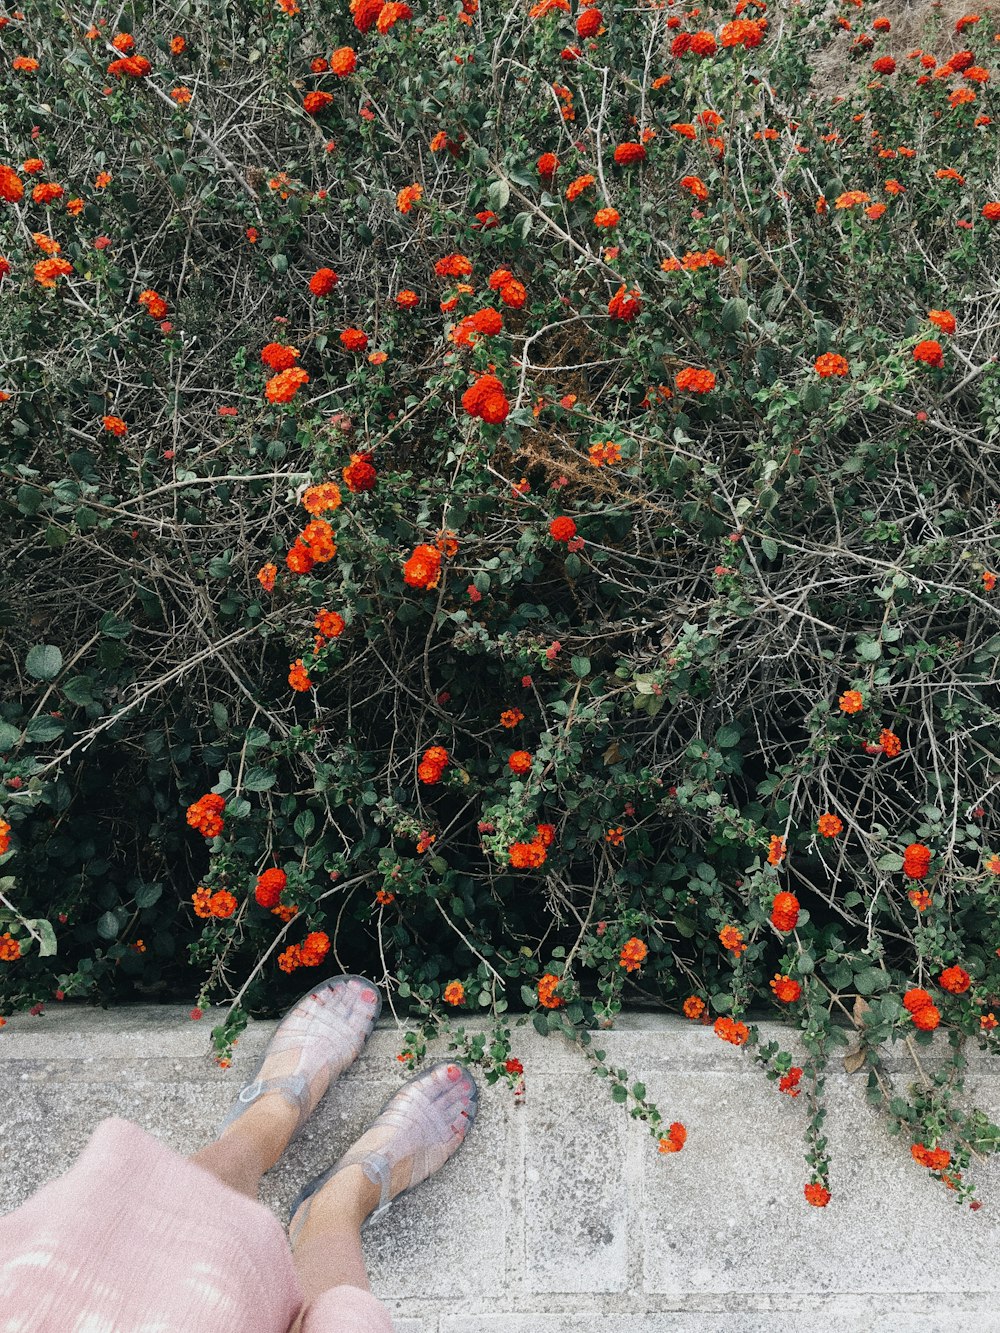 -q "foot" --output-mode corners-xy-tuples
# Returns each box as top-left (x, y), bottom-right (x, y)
(218, 976), (381, 1164)
(289, 1061), (477, 1240)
